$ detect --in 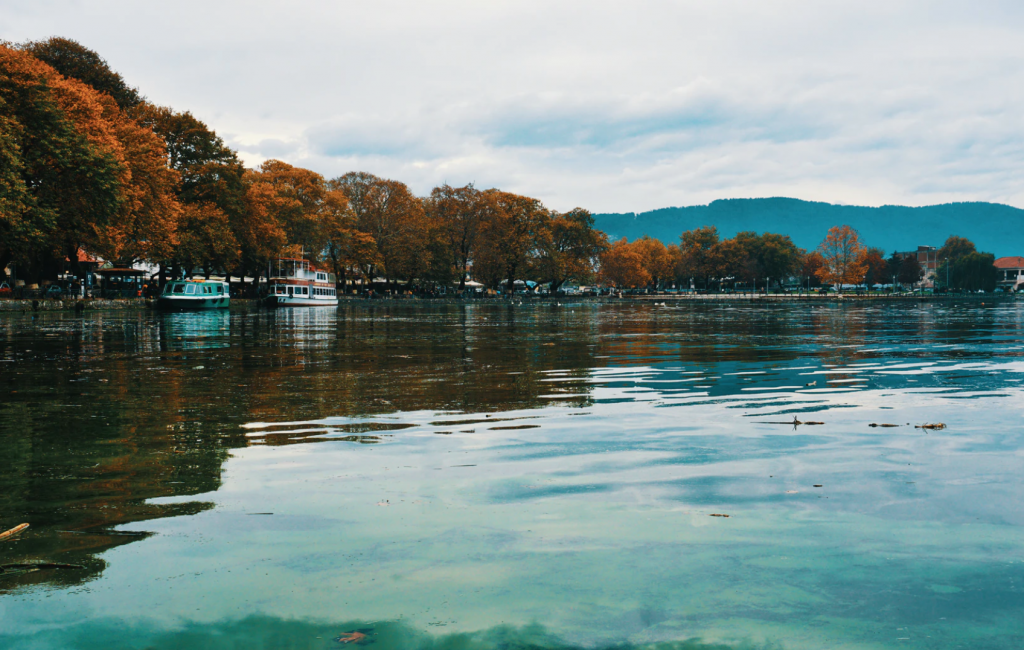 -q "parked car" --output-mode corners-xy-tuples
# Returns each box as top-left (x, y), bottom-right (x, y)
(0, 282), (11, 298)
(45, 284), (64, 298)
